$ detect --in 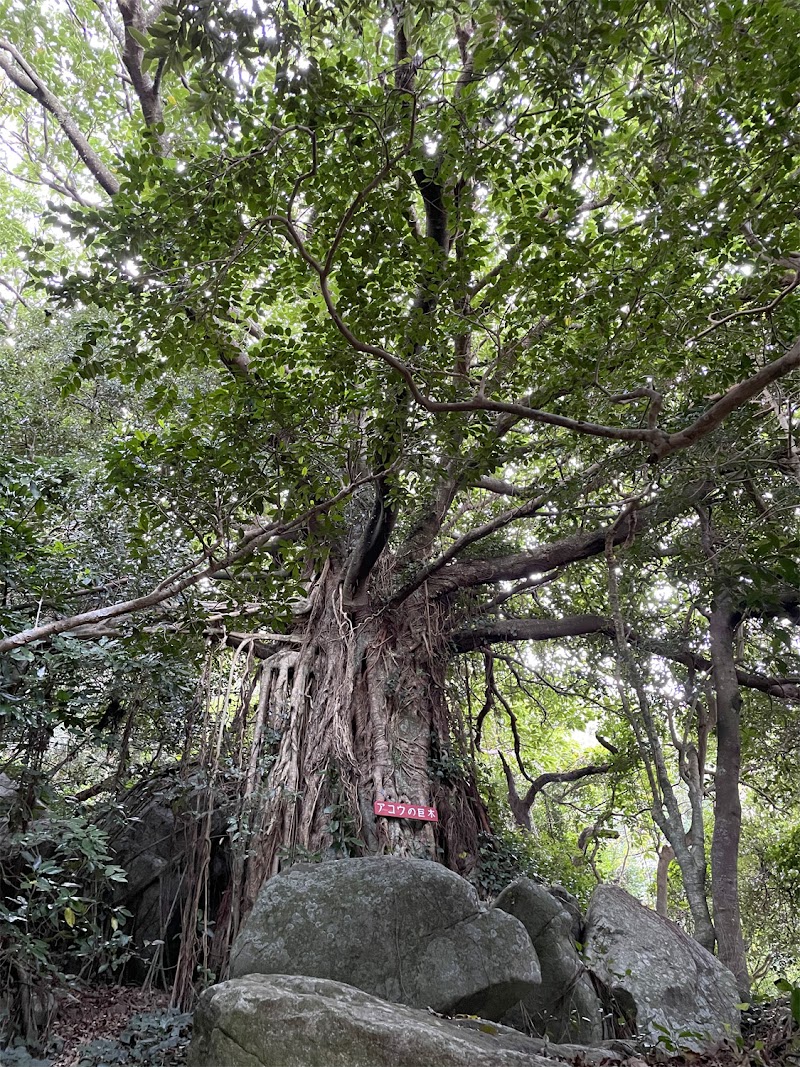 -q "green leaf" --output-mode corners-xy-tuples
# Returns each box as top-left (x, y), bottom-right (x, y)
(127, 26), (151, 47)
